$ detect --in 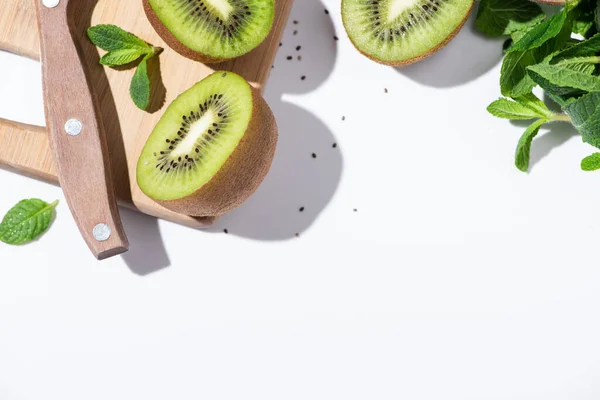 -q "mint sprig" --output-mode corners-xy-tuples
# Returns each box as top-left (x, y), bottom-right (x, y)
(477, 0), (600, 172)
(0, 199), (58, 245)
(87, 24), (161, 110)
